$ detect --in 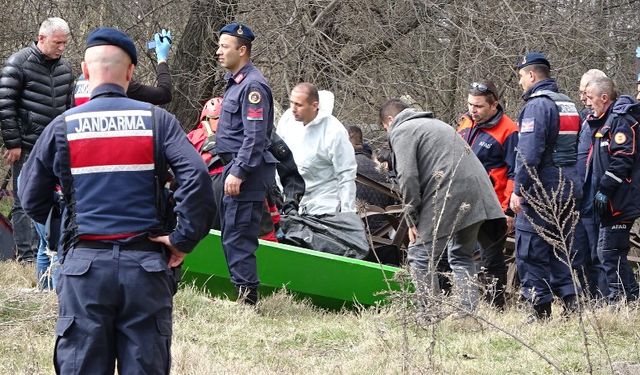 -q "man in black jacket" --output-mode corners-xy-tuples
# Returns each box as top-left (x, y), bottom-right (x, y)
(0, 17), (74, 262)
